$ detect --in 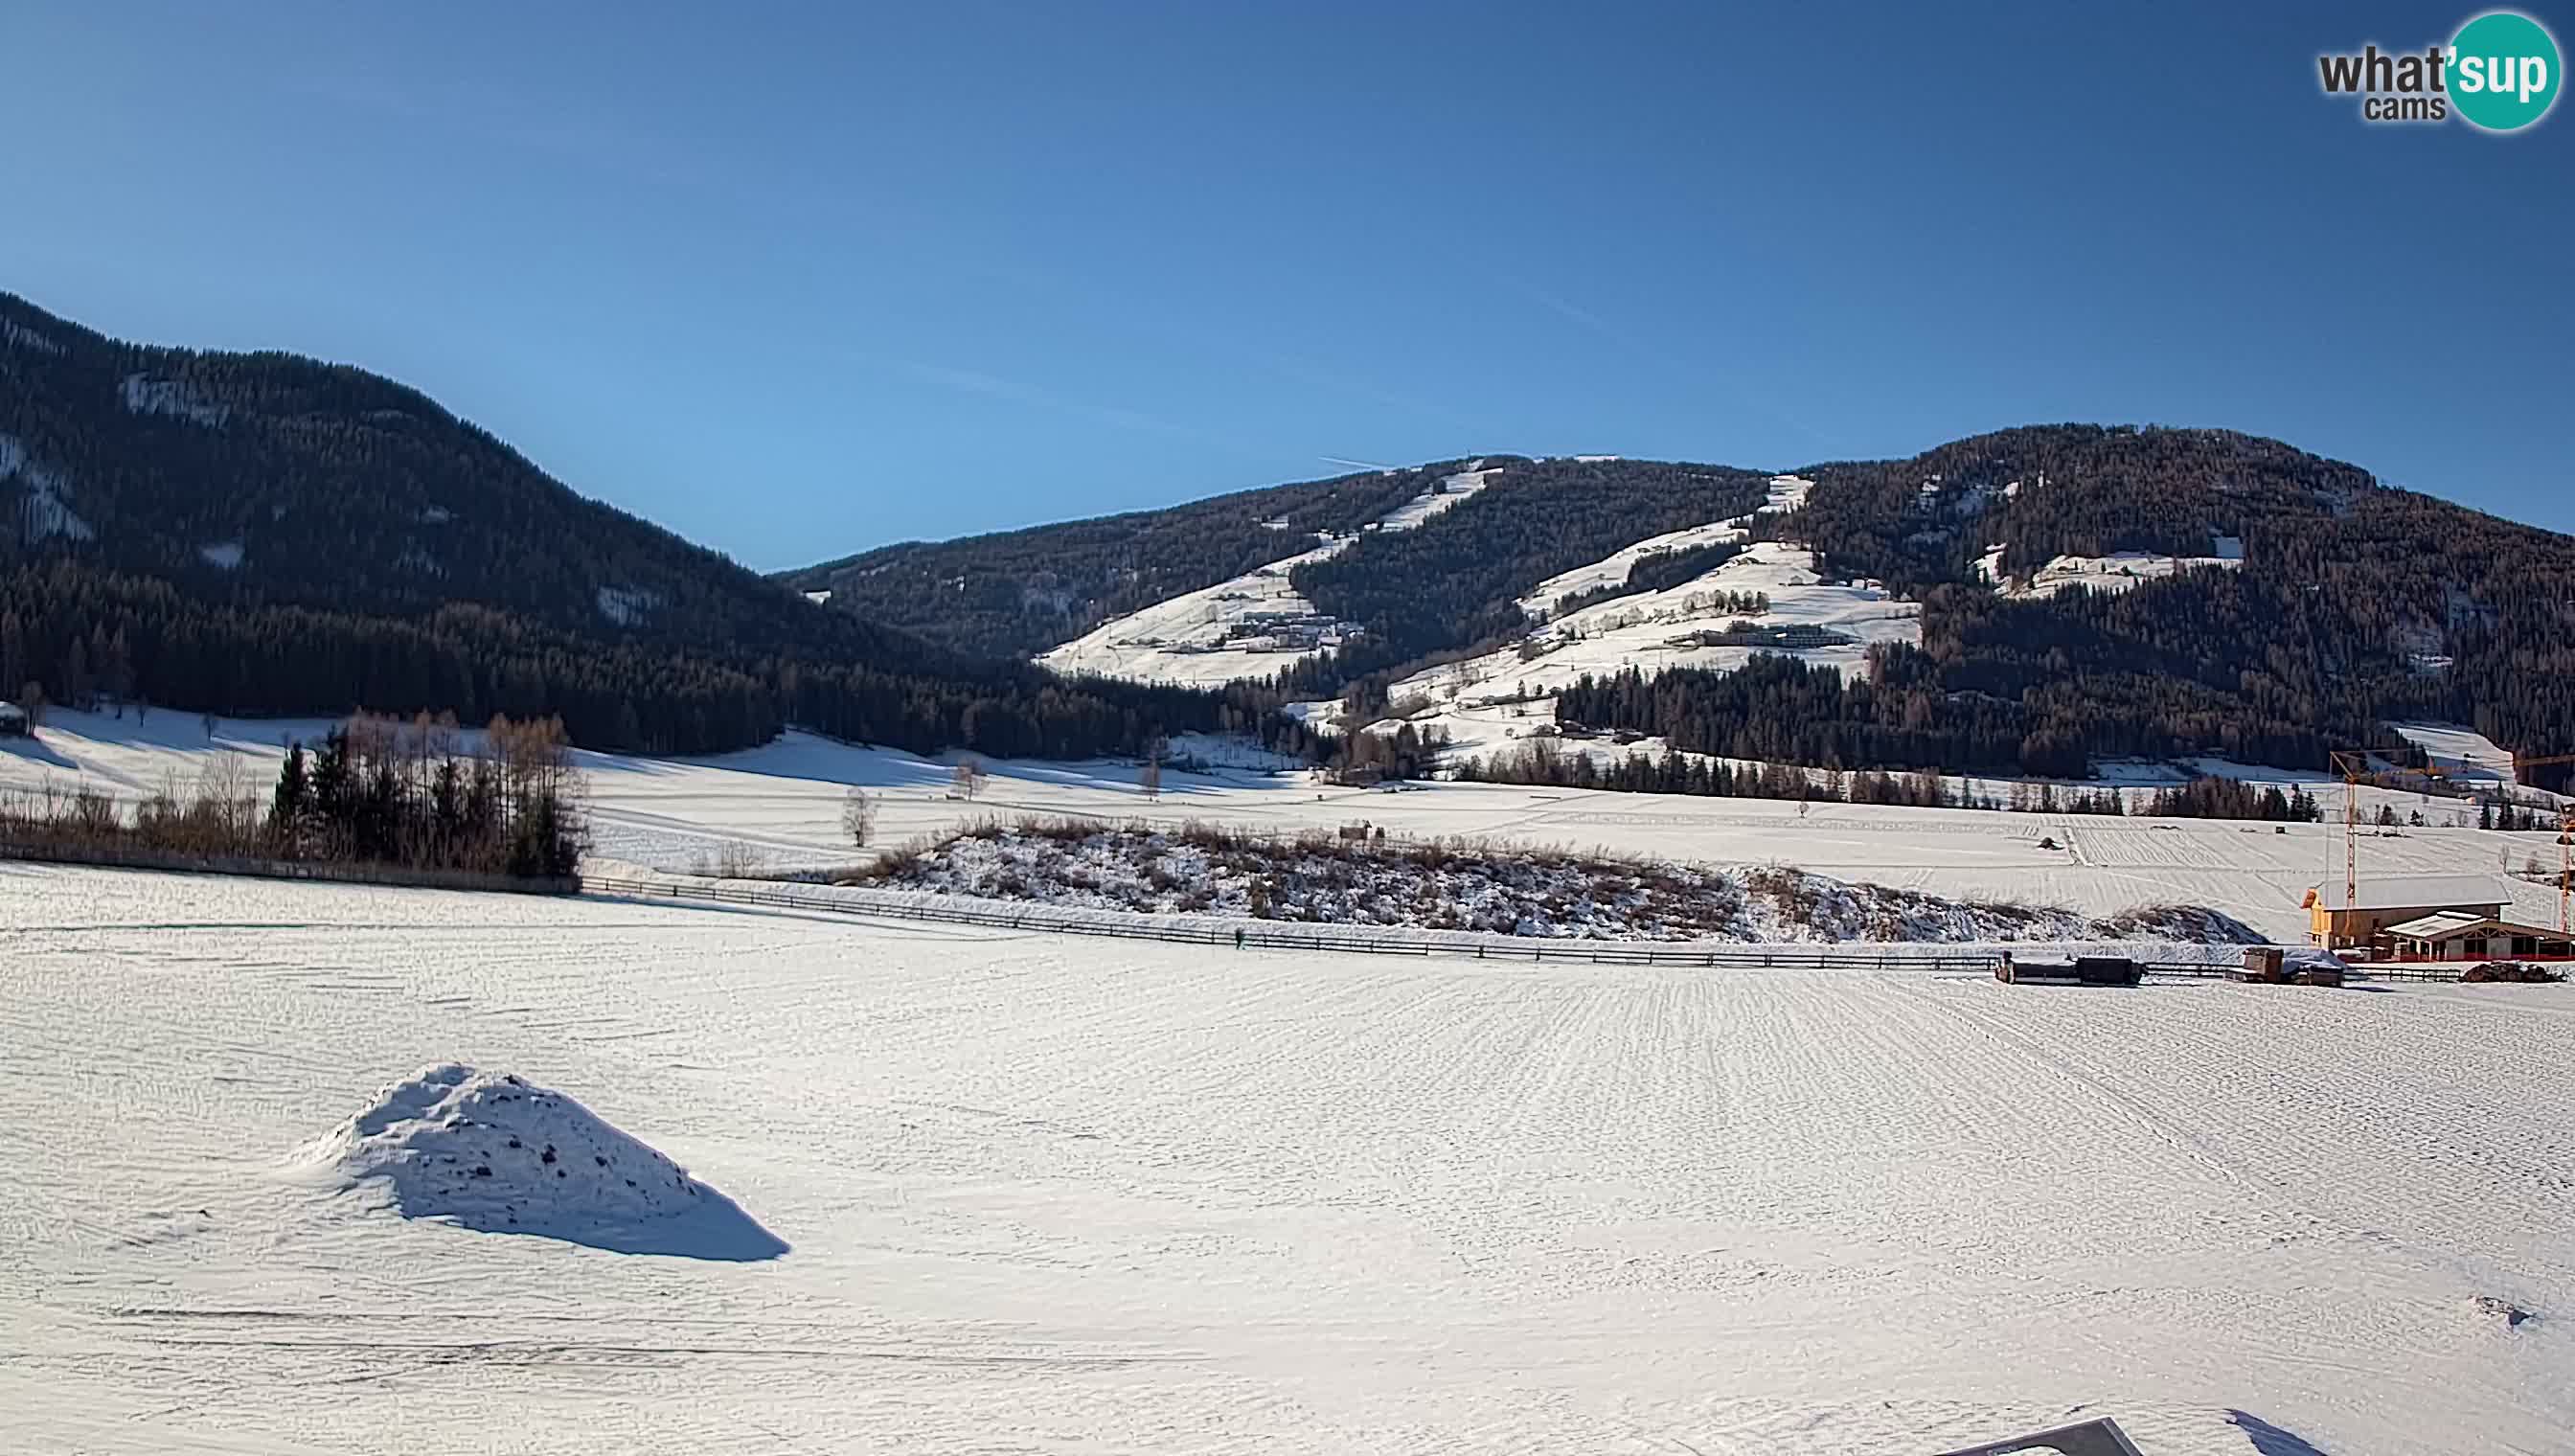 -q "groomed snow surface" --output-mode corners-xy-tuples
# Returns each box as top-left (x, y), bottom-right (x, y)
(6, 868), (2568, 1453)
